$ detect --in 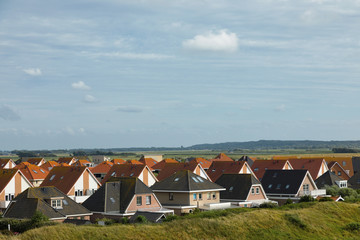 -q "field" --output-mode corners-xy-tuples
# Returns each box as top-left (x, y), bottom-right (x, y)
(2, 202), (360, 240)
